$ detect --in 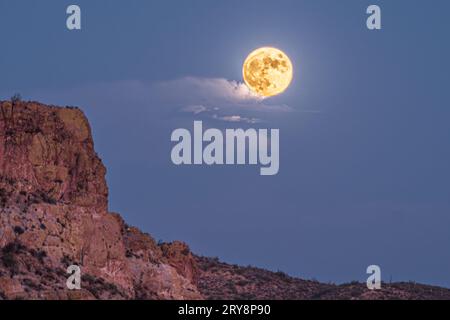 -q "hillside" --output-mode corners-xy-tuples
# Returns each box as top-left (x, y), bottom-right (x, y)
(196, 256), (450, 300)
